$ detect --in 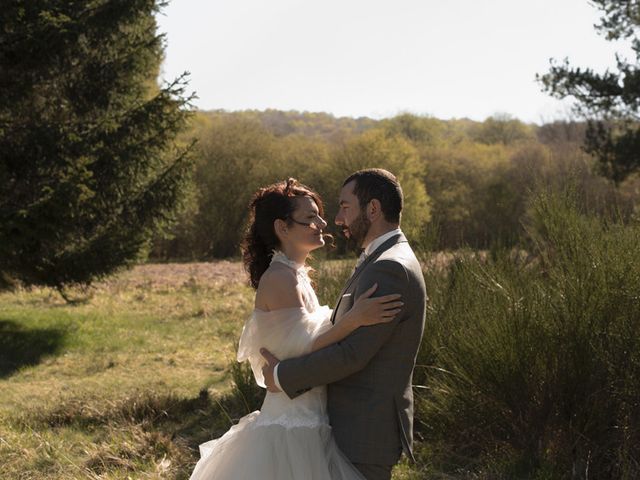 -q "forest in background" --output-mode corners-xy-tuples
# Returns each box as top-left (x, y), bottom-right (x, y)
(151, 109), (640, 260)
